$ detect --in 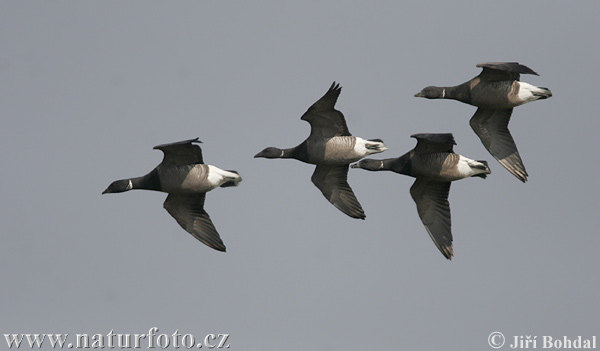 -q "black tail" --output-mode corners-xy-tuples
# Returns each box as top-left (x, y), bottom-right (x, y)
(472, 160), (490, 178)
(534, 87), (552, 99)
(220, 170), (240, 188)
(477, 160), (489, 168)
